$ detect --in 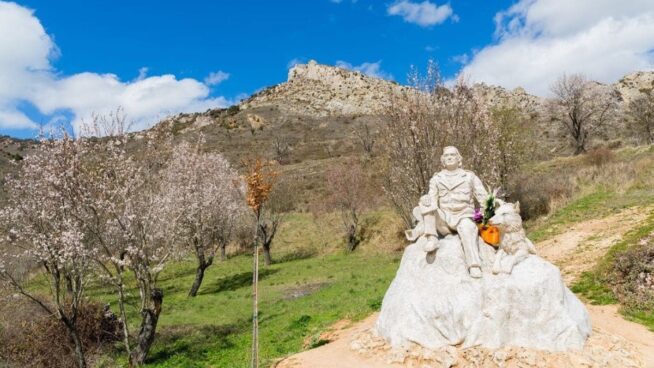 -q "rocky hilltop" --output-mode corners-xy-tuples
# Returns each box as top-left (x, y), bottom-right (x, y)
(240, 60), (407, 117)
(157, 61), (654, 139)
(616, 71), (654, 104)
(239, 61), (545, 117)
